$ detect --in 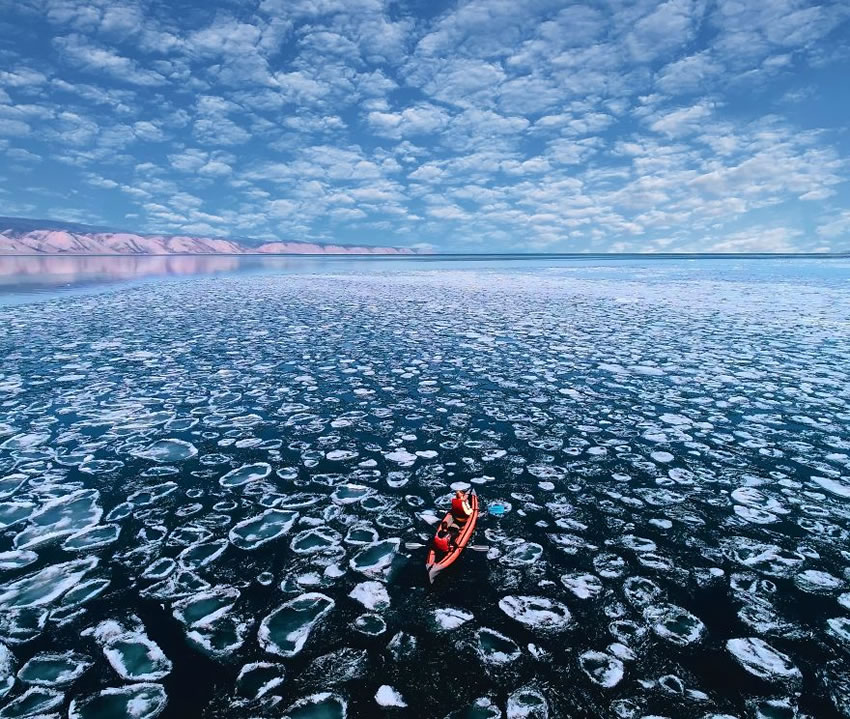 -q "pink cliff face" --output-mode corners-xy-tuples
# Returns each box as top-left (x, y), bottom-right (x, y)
(0, 228), (424, 256)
